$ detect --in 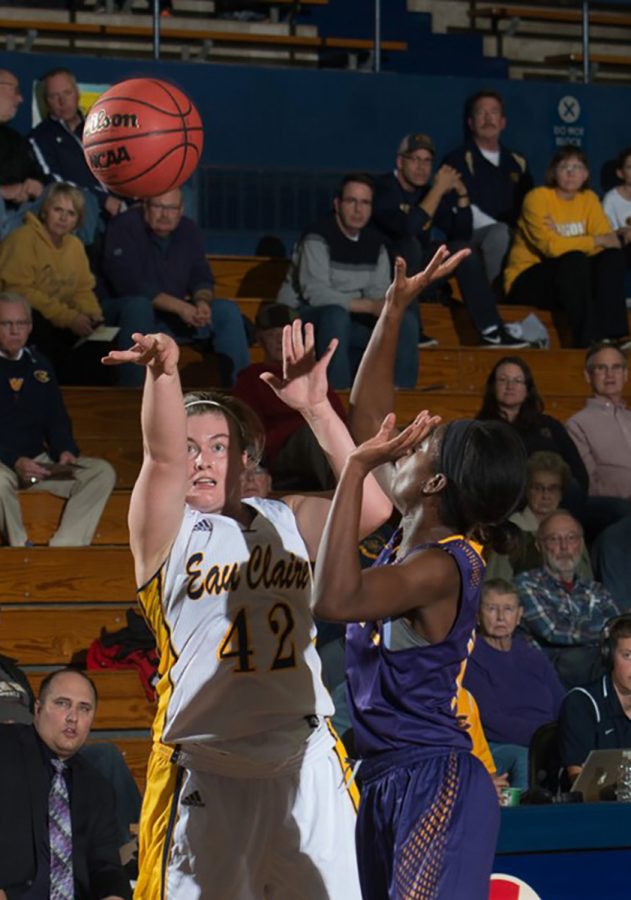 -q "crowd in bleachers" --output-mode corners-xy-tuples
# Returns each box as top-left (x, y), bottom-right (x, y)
(4, 61), (631, 897)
